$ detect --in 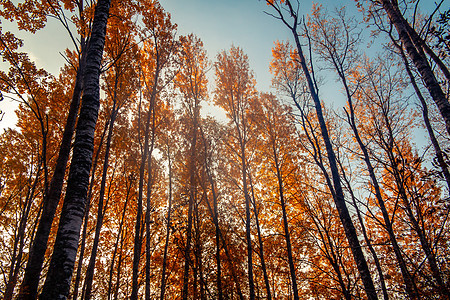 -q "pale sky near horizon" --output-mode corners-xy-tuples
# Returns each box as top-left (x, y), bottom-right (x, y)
(0, 0), (441, 130)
